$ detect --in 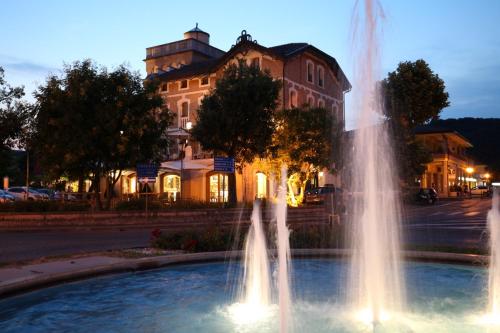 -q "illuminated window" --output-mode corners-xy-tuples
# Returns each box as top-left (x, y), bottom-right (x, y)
(180, 80), (188, 89)
(256, 172), (267, 199)
(209, 174), (228, 203)
(318, 66), (324, 87)
(123, 175), (137, 194)
(307, 61), (314, 83)
(163, 174), (180, 201)
(200, 76), (209, 86)
(289, 90), (297, 108)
